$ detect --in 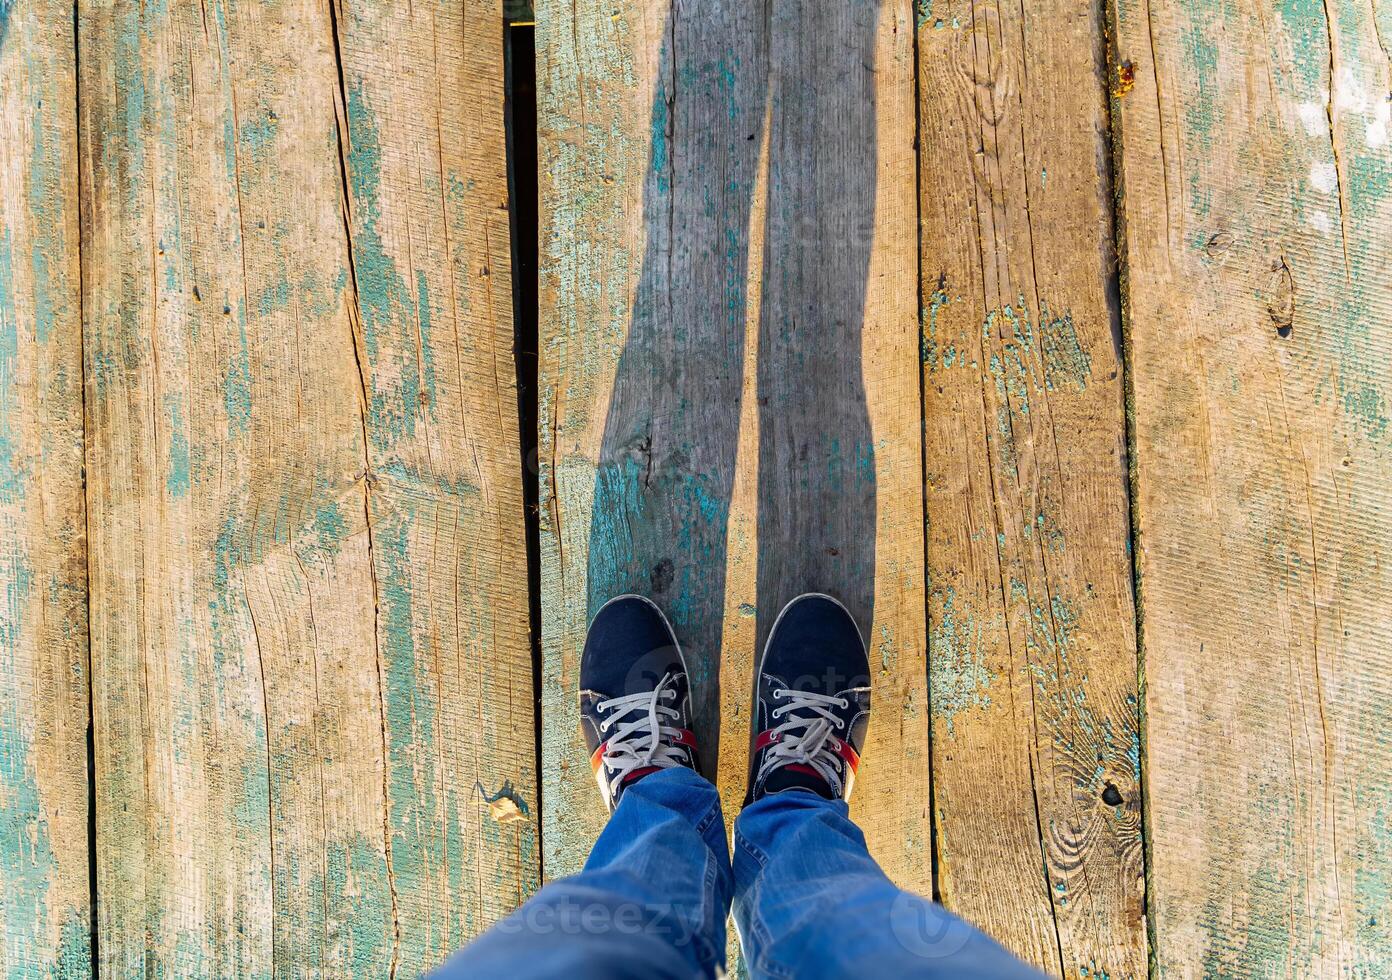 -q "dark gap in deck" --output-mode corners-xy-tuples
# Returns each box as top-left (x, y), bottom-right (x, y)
(1097, 0), (1155, 965)
(71, 0), (99, 969)
(908, 14), (942, 909)
(504, 19), (543, 846)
